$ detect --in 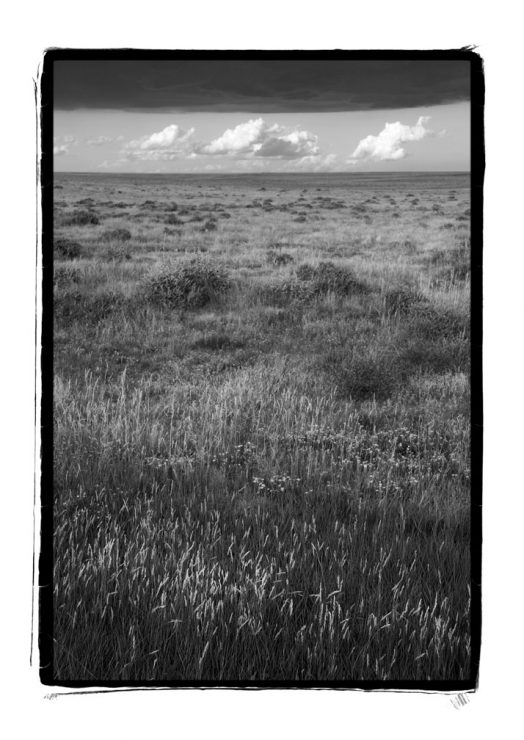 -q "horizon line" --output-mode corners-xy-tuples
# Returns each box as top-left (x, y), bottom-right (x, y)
(54, 169), (470, 176)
